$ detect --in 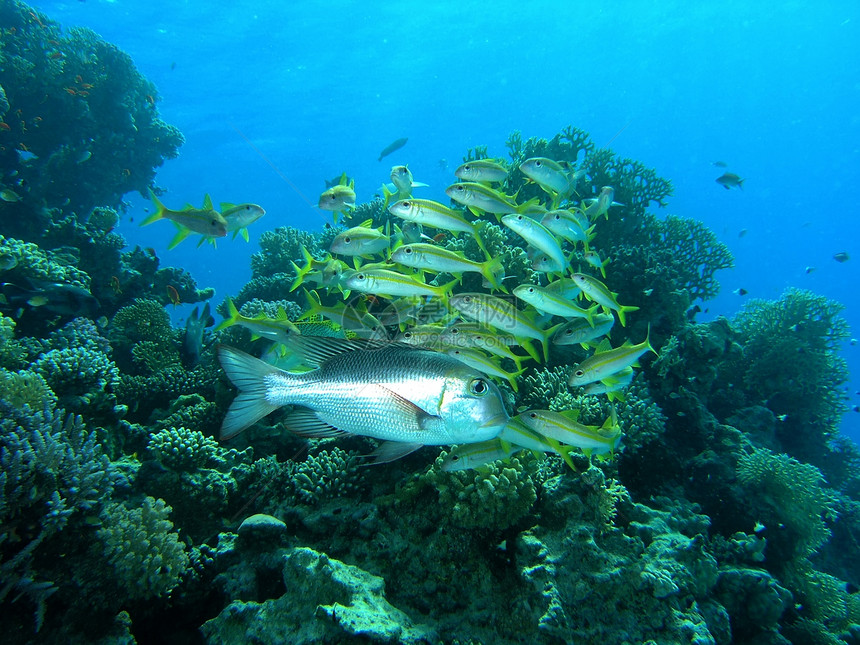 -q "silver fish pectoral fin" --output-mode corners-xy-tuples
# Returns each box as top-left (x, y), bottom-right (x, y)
(283, 408), (350, 439)
(376, 384), (442, 430)
(360, 441), (424, 466)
